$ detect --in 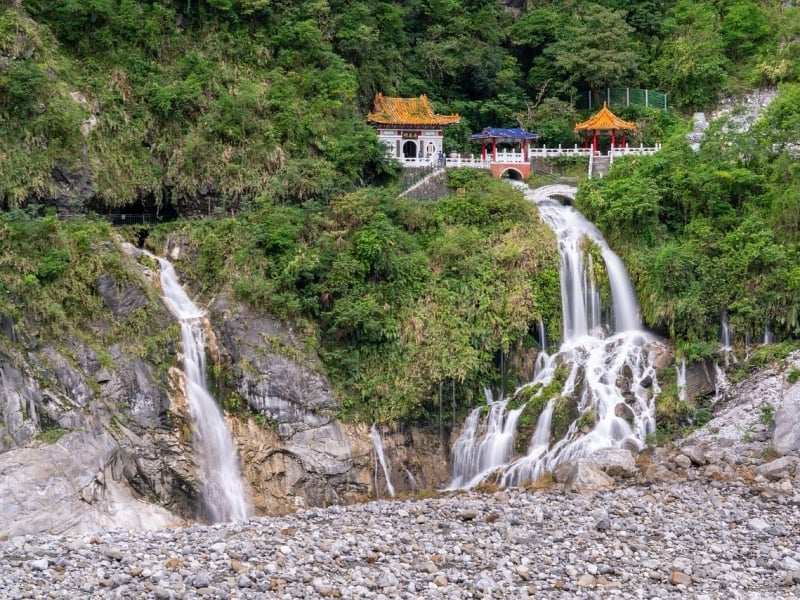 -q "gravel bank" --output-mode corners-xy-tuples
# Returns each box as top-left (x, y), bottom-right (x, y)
(3, 476), (799, 599)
